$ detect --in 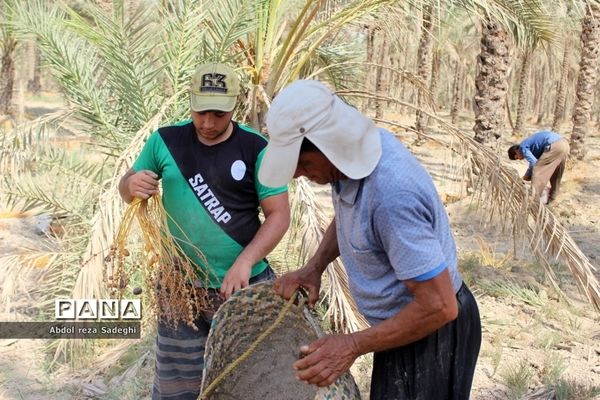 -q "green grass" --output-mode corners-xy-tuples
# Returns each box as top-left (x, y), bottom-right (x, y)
(500, 360), (534, 400)
(540, 353), (567, 386)
(550, 379), (600, 400)
(533, 331), (563, 350)
(478, 280), (547, 308)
